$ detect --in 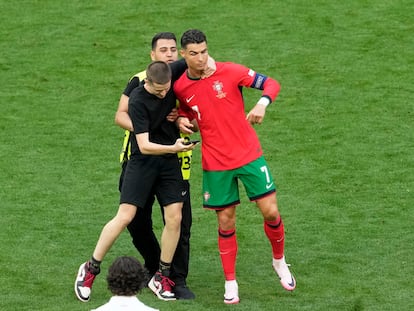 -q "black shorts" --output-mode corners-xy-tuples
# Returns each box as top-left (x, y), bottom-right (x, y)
(120, 155), (186, 208)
